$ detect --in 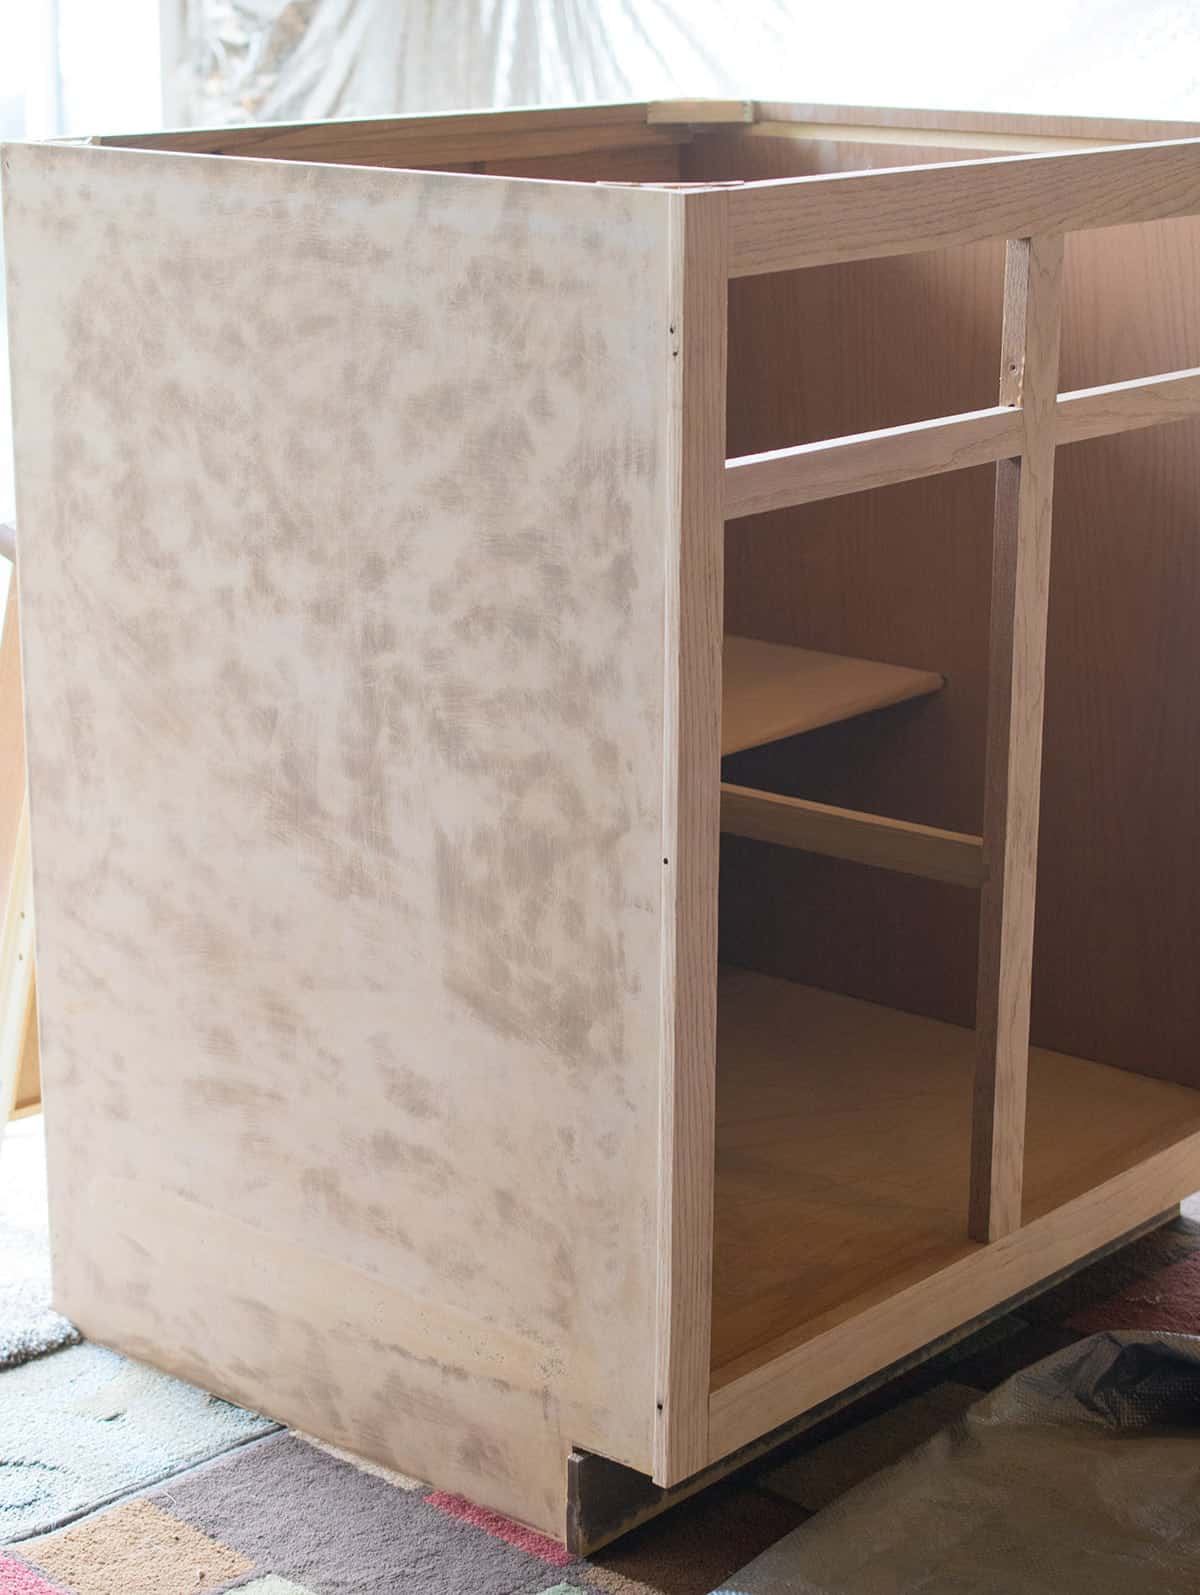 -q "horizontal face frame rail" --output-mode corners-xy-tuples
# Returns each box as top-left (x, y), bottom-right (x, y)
(728, 136), (1200, 276)
(725, 367), (1200, 520)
